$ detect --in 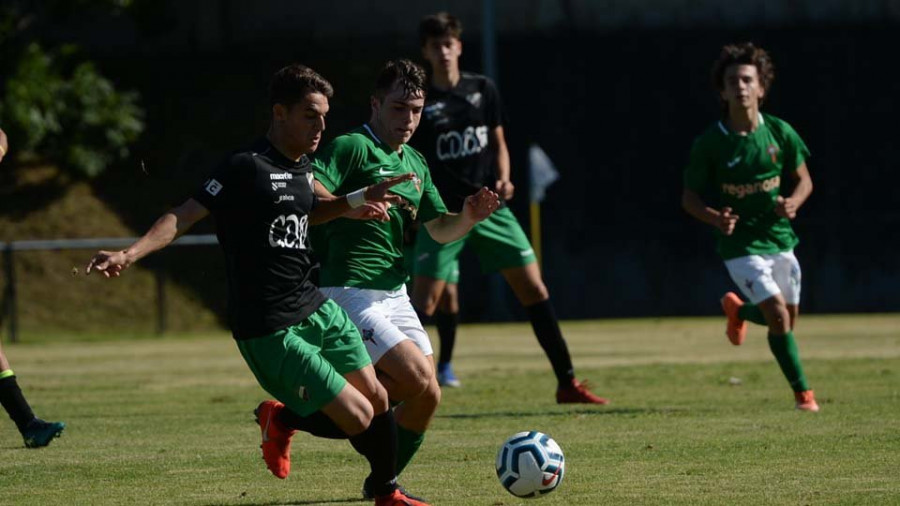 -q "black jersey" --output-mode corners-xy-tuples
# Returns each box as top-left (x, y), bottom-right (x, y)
(193, 137), (326, 340)
(412, 72), (504, 212)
